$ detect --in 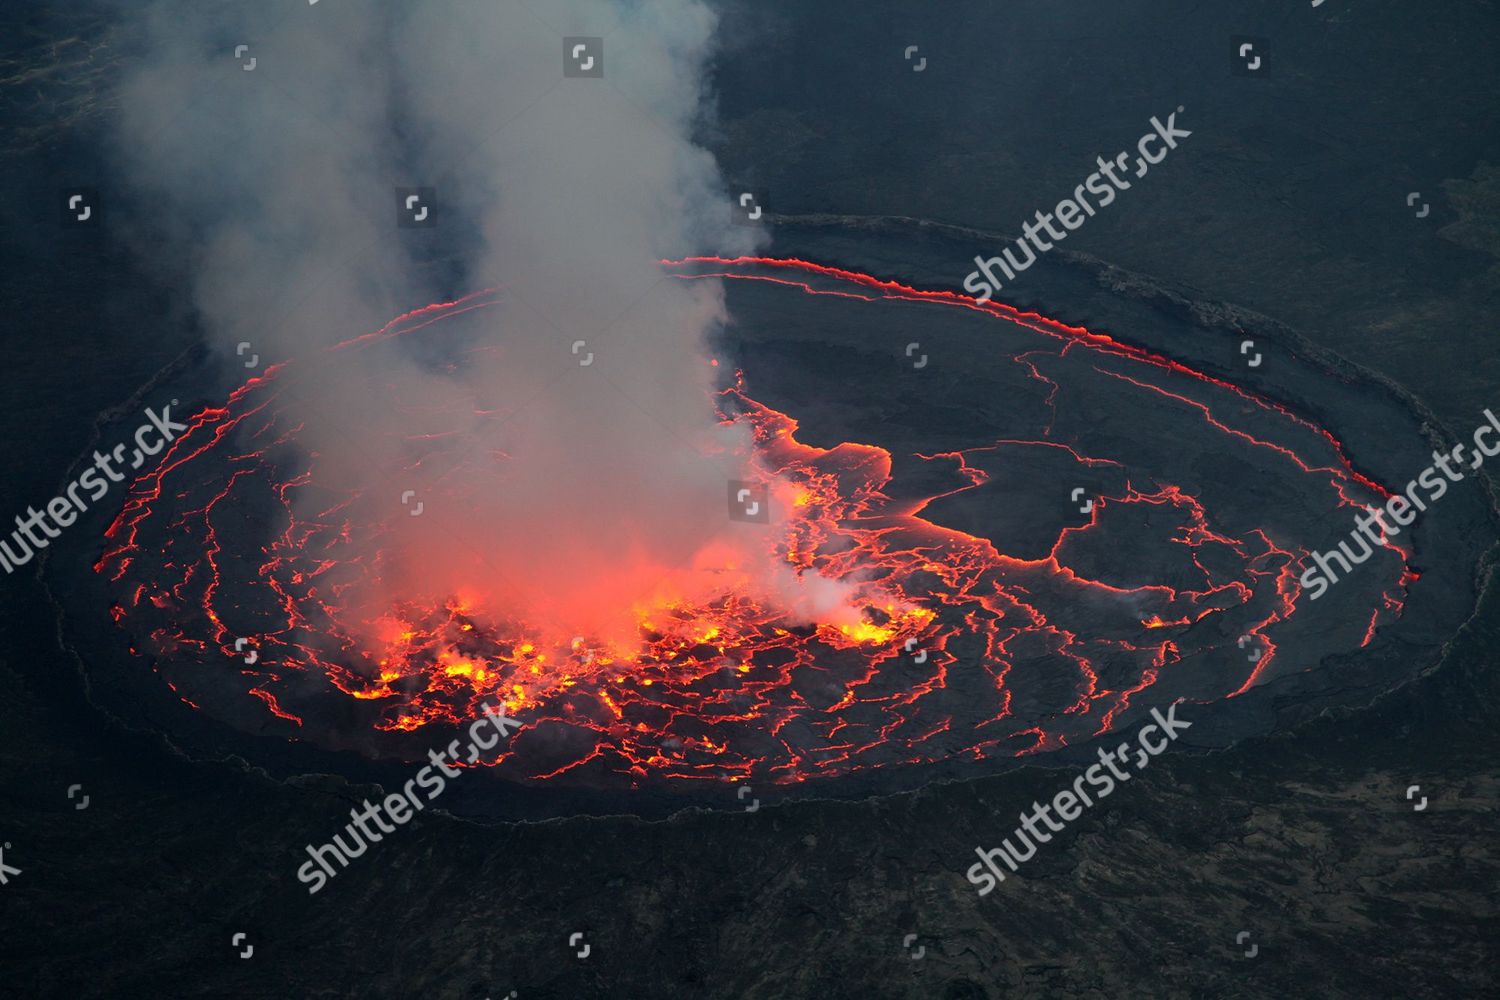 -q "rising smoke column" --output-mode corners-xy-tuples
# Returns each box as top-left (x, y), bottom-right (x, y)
(110, 0), (855, 652)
